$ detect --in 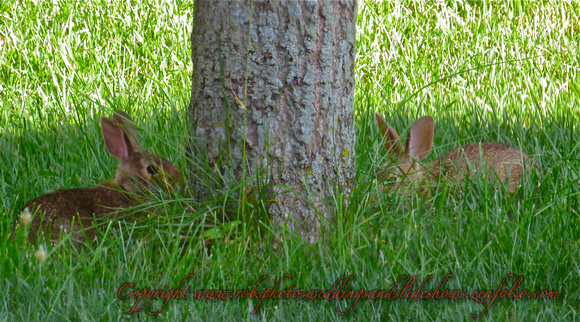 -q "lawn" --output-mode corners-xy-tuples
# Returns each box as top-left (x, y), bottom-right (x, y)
(1, 0), (579, 319)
